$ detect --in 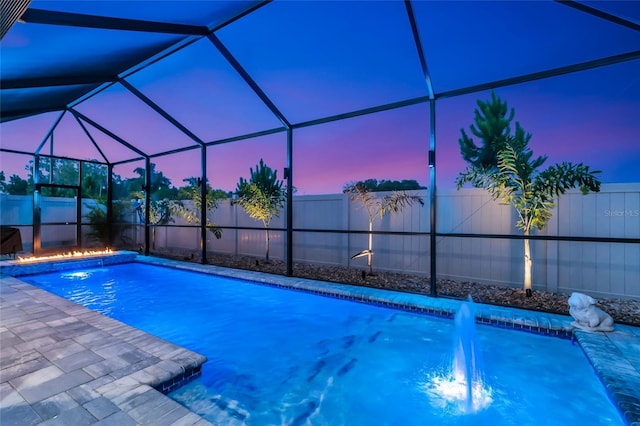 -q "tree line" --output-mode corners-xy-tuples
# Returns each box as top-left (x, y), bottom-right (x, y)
(0, 159), (421, 199)
(0, 159), (228, 201)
